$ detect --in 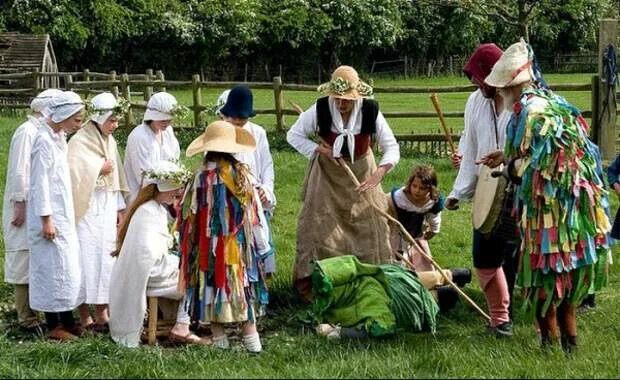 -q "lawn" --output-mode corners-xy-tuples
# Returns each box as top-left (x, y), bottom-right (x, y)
(0, 74), (619, 378)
